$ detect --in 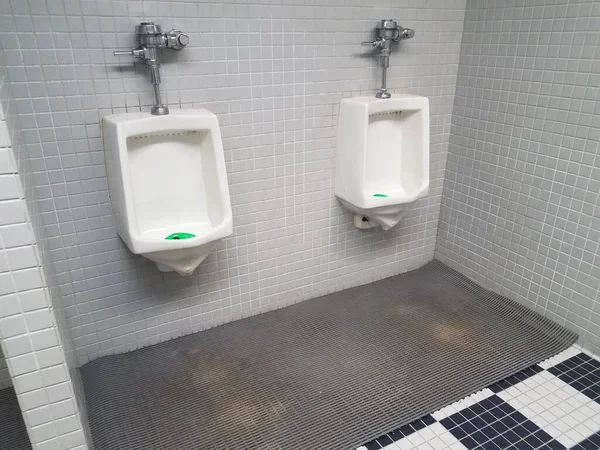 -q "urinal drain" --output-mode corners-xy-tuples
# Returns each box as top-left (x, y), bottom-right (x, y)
(165, 232), (196, 240)
(128, 130), (198, 140)
(368, 111), (402, 118)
